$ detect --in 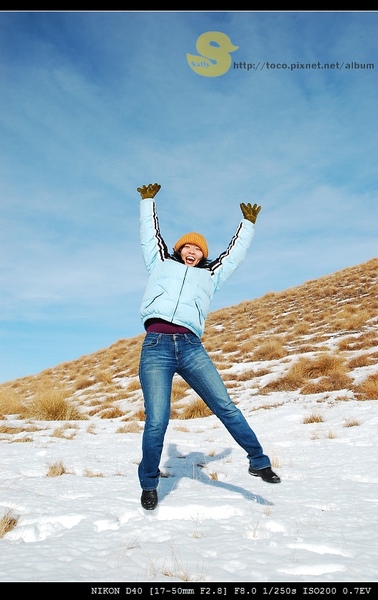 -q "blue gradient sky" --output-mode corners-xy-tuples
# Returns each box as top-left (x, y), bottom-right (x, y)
(1, 11), (377, 382)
